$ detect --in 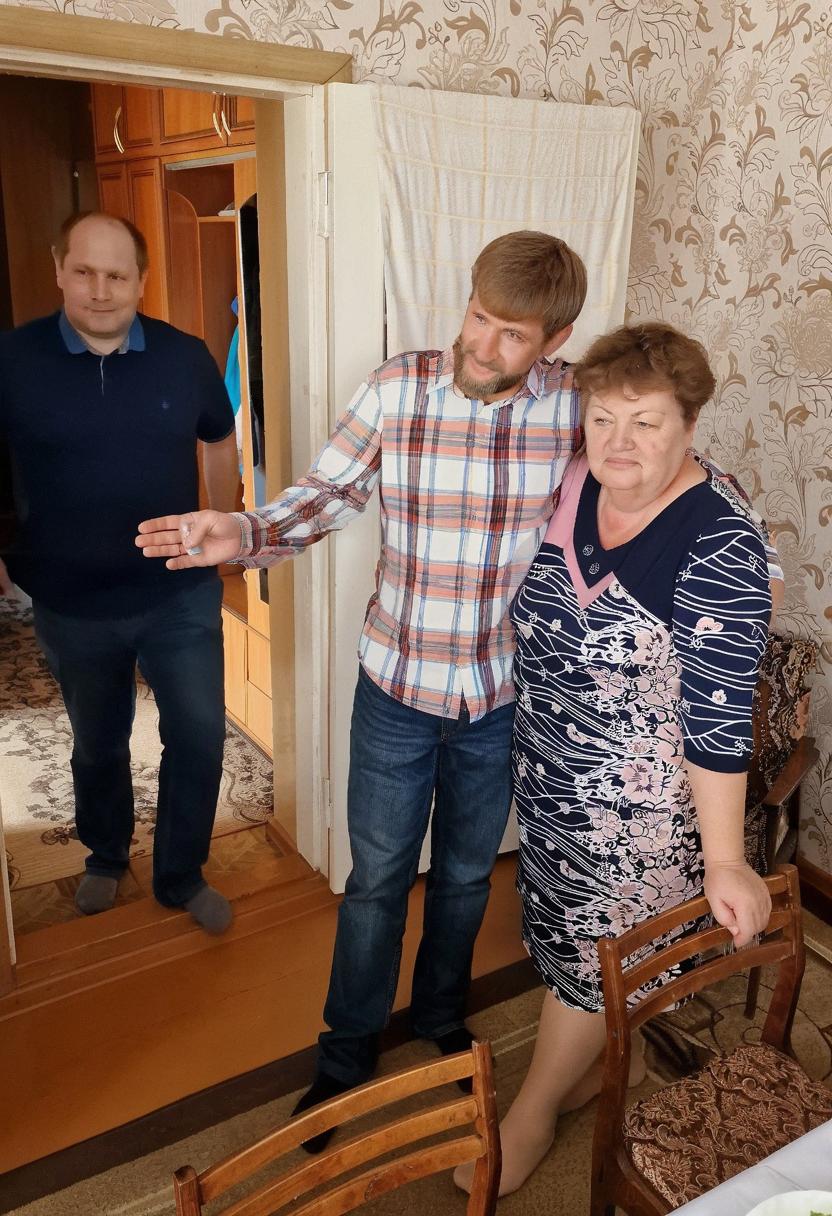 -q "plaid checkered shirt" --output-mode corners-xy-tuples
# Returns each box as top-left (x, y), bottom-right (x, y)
(233, 348), (781, 721)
